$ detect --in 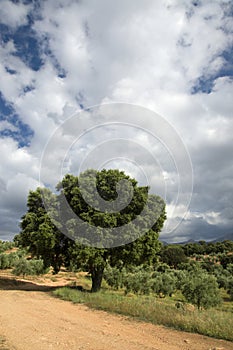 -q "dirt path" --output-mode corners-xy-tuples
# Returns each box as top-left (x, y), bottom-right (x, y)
(0, 288), (232, 350)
